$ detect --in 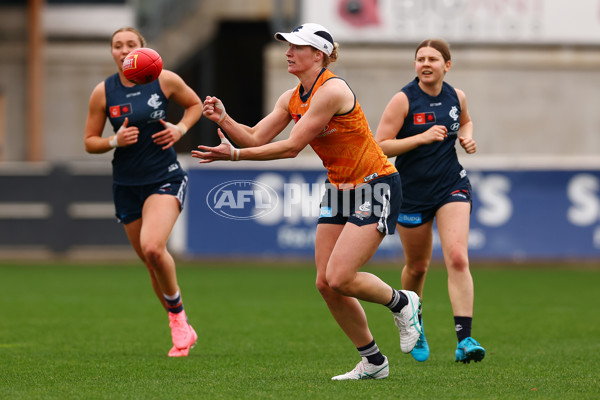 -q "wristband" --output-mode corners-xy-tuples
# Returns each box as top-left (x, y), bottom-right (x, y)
(109, 135), (119, 148)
